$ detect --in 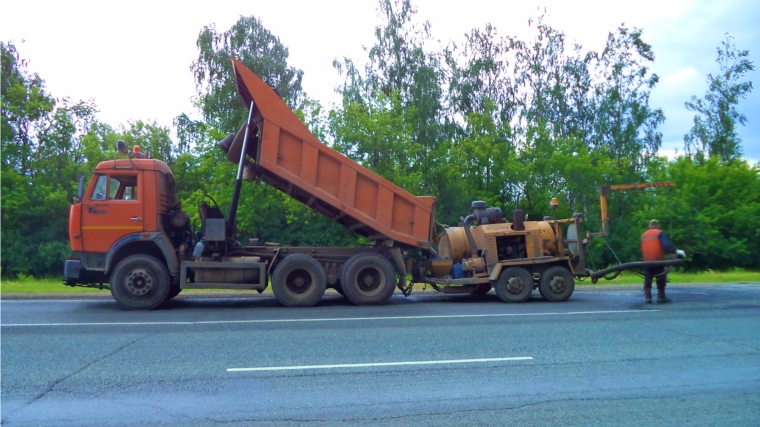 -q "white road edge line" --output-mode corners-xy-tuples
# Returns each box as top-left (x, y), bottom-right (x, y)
(227, 357), (534, 372)
(0, 309), (659, 327)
